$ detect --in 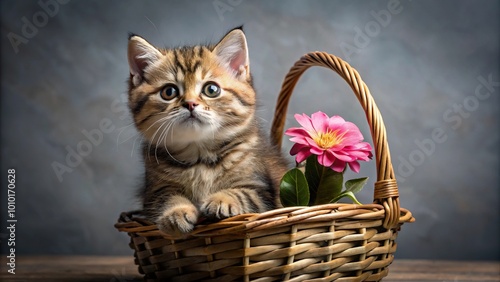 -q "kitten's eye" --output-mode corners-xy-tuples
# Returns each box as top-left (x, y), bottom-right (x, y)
(160, 84), (179, 101)
(202, 82), (221, 98)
